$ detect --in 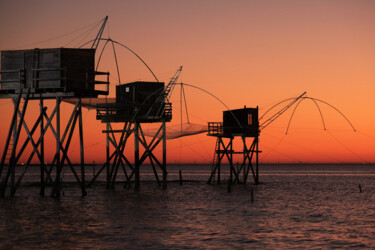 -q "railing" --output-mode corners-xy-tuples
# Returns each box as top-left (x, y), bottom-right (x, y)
(32, 68), (66, 88)
(163, 103), (172, 120)
(0, 69), (26, 89)
(96, 106), (117, 117)
(93, 71), (110, 94)
(208, 122), (223, 135)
